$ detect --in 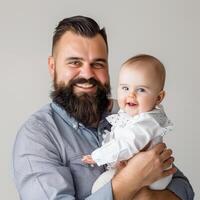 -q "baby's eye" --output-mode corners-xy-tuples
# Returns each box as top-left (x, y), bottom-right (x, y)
(122, 86), (129, 91)
(136, 88), (145, 93)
